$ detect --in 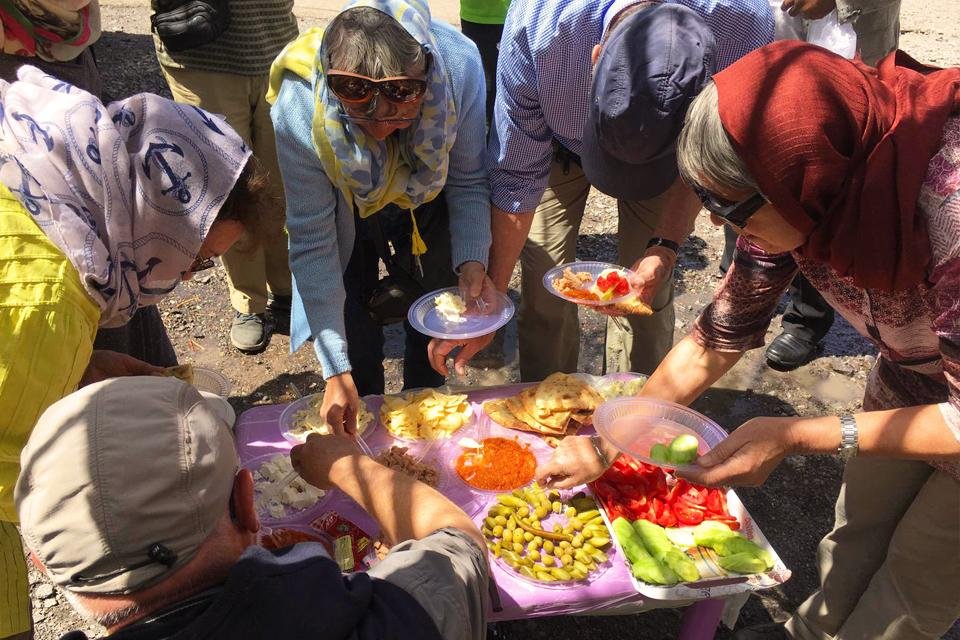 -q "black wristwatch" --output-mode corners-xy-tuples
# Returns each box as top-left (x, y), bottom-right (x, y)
(646, 237), (680, 254)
